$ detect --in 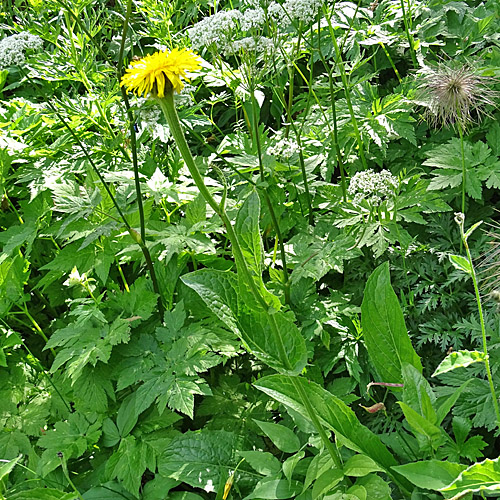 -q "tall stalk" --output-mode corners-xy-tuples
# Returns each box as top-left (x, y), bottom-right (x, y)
(399, 0), (418, 68)
(117, 0), (163, 316)
(323, 6), (367, 170)
(456, 214), (500, 429)
(157, 88), (343, 470)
